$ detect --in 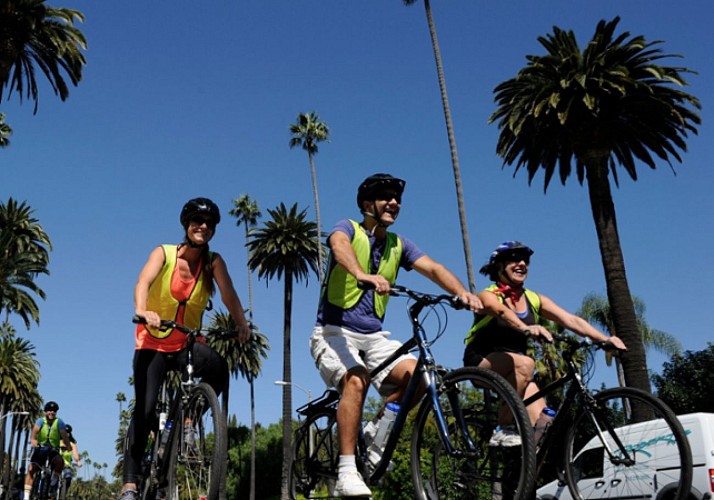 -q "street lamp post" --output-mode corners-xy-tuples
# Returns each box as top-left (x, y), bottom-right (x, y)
(274, 381), (313, 456)
(1, 411), (29, 421)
